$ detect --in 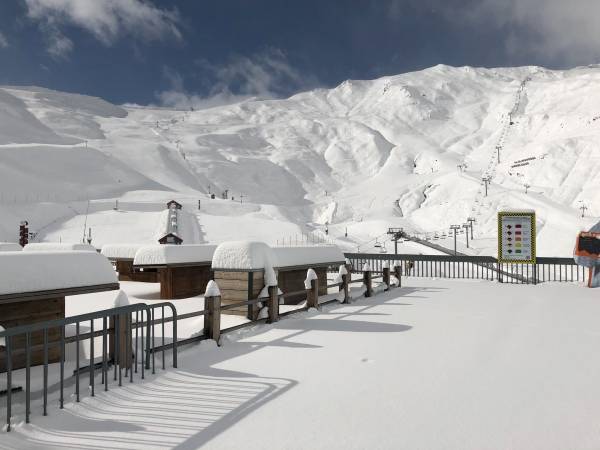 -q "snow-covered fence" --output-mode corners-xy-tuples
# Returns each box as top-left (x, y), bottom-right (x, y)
(344, 253), (587, 285)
